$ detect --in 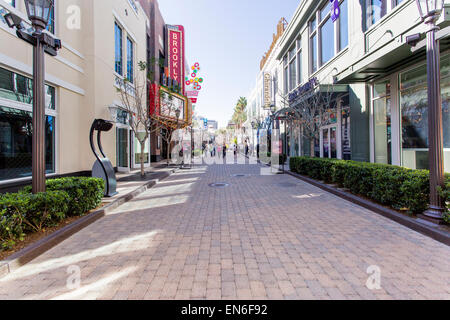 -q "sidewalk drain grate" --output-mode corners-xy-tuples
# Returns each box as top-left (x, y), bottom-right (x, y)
(209, 183), (230, 188)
